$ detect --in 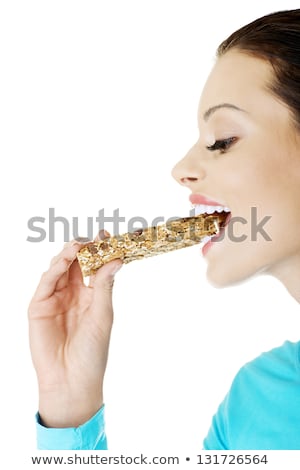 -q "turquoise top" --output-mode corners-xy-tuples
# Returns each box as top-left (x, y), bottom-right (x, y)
(204, 341), (300, 450)
(36, 405), (107, 450)
(36, 341), (300, 450)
